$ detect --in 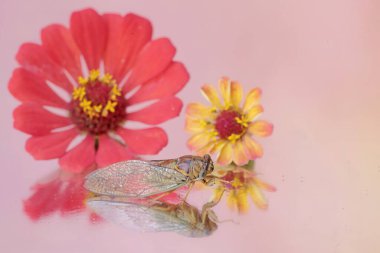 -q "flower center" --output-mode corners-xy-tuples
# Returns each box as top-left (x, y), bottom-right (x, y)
(70, 70), (127, 135)
(215, 110), (247, 140)
(222, 170), (245, 189)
